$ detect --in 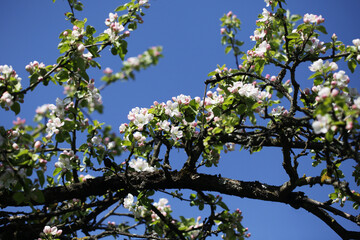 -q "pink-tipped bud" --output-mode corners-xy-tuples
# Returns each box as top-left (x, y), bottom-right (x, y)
(77, 44), (85, 53)
(34, 141), (42, 150)
(12, 143), (19, 150)
(331, 89), (339, 97)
